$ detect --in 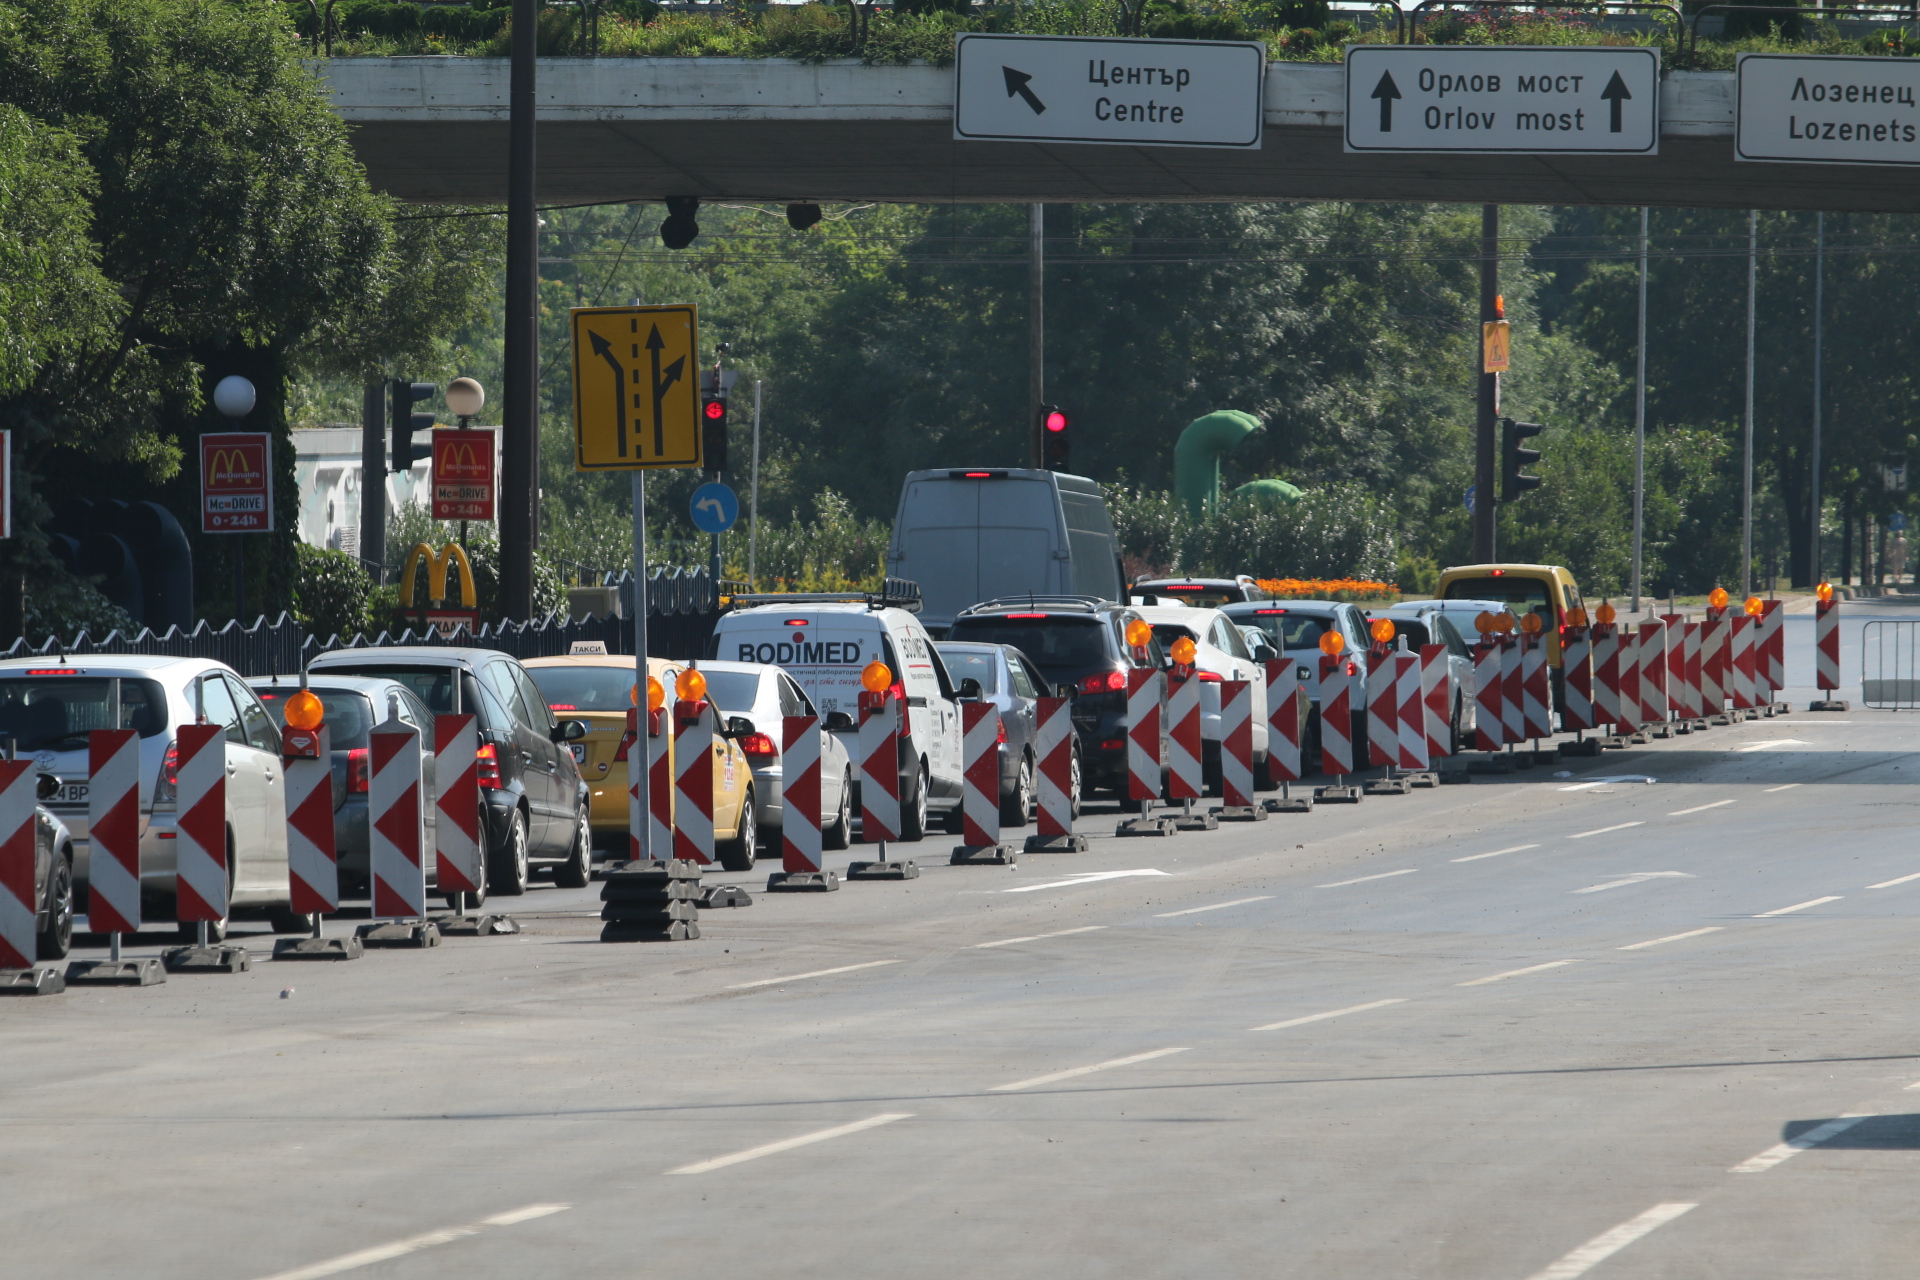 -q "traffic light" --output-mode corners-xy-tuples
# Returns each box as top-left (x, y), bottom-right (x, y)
(660, 197), (700, 250)
(1501, 417), (1543, 502)
(390, 380), (435, 473)
(701, 394), (728, 474)
(1038, 403), (1069, 473)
